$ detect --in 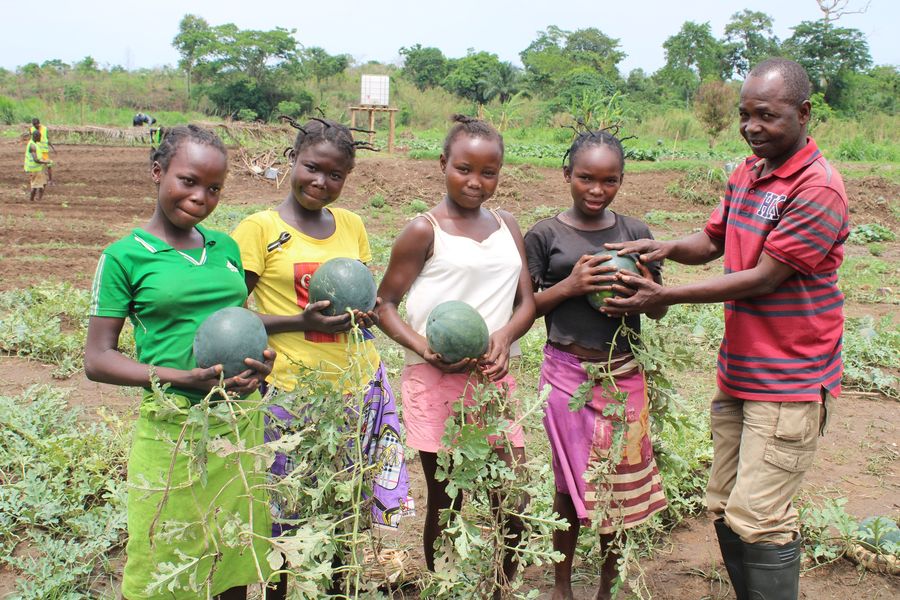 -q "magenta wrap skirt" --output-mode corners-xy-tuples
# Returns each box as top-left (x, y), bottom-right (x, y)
(540, 344), (667, 532)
